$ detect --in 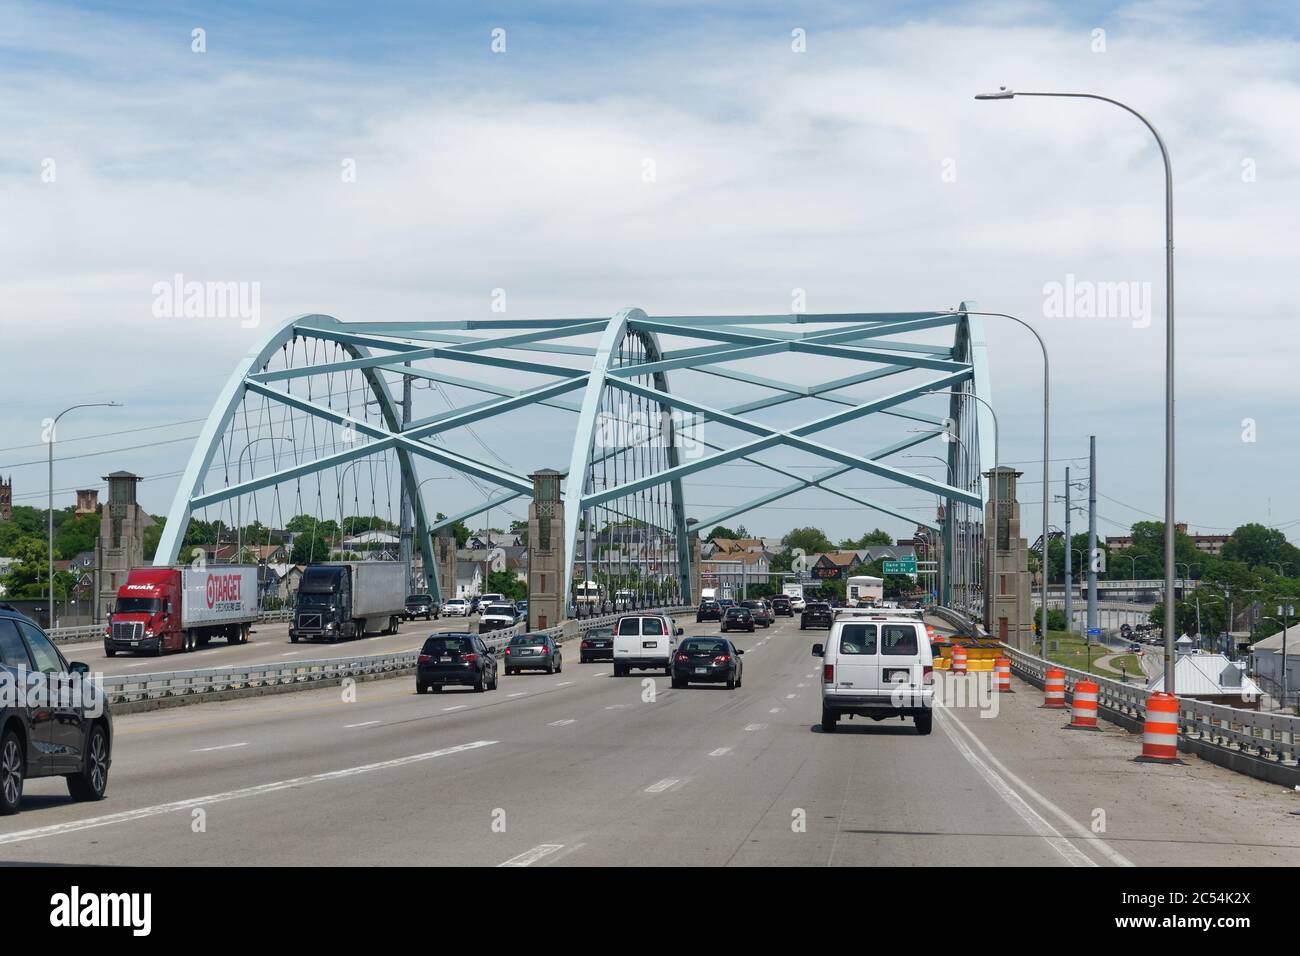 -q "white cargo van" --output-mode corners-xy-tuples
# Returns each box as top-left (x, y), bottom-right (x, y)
(811, 614), (934, 734)
(612, 613), (681, 676)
